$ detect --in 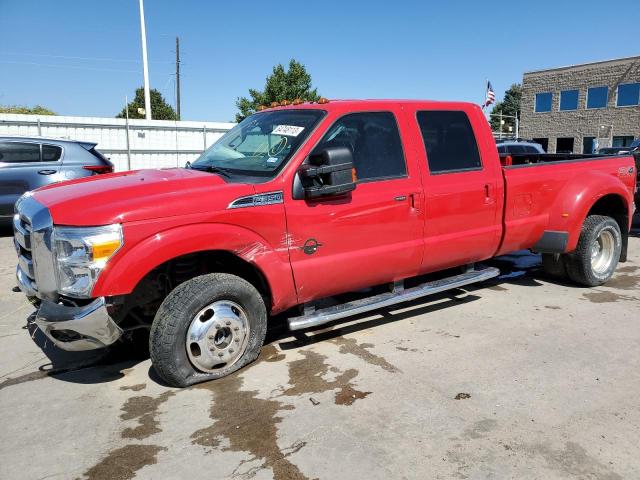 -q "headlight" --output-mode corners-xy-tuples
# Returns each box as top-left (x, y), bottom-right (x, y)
(53, 224), (123, 298)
